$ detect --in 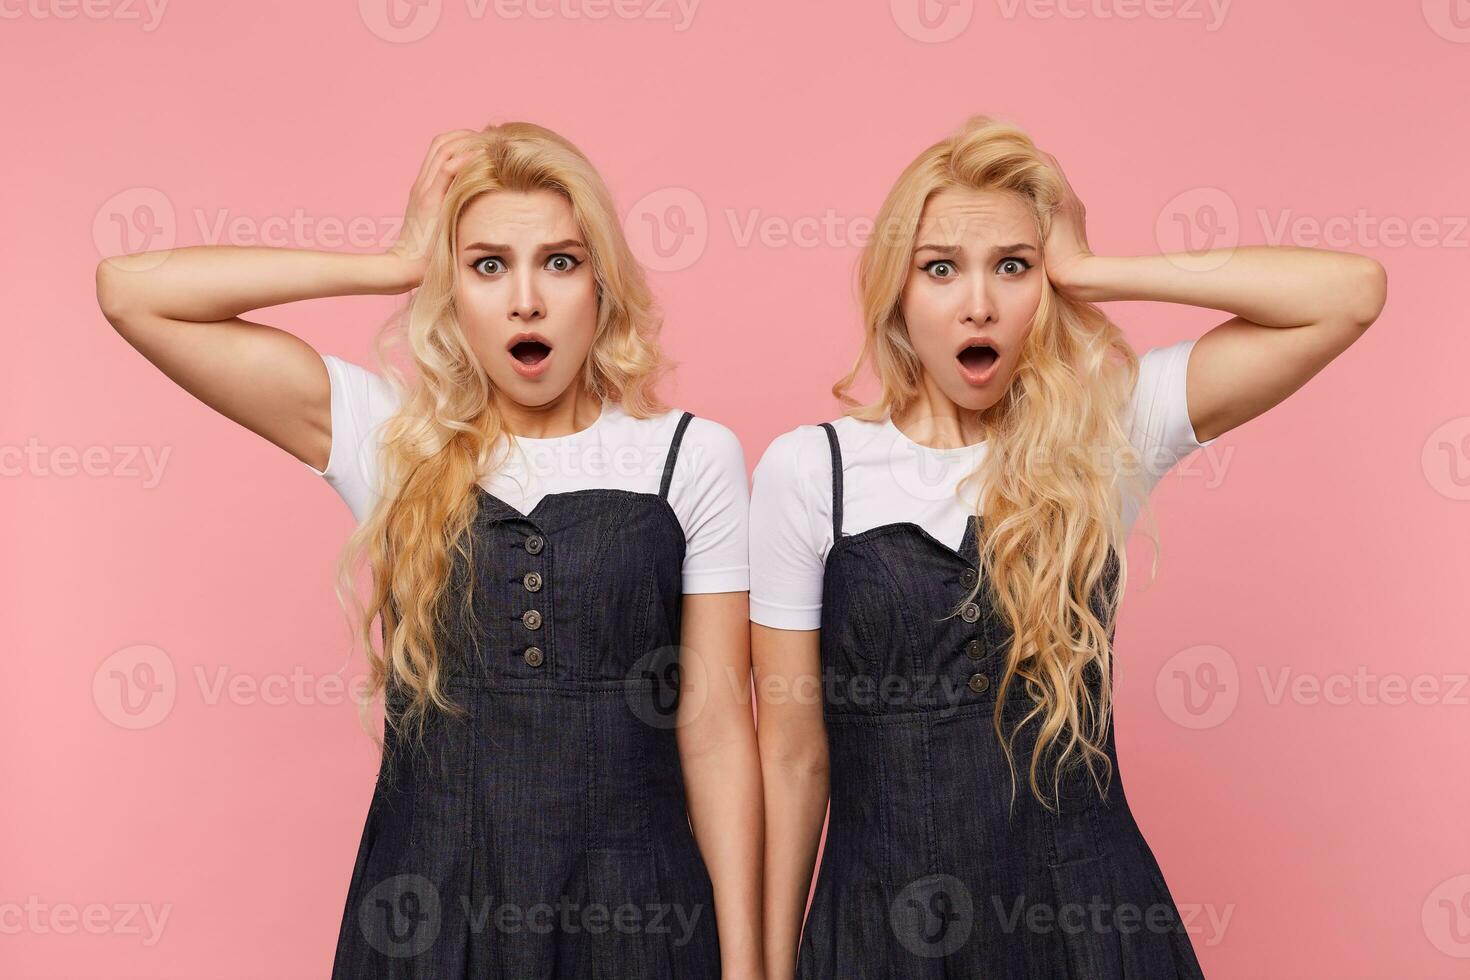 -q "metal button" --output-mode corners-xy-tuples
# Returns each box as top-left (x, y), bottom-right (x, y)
(960, 567), (978, 589)
(960, 602), (981, 623)
(524, 534), (544, 555)
(968, 673), (990, 694)
(523, 646), (544, 667)
(965, 638), (984, 660)
(522, 609), (543, 630)
(522, 571), (543, 593)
